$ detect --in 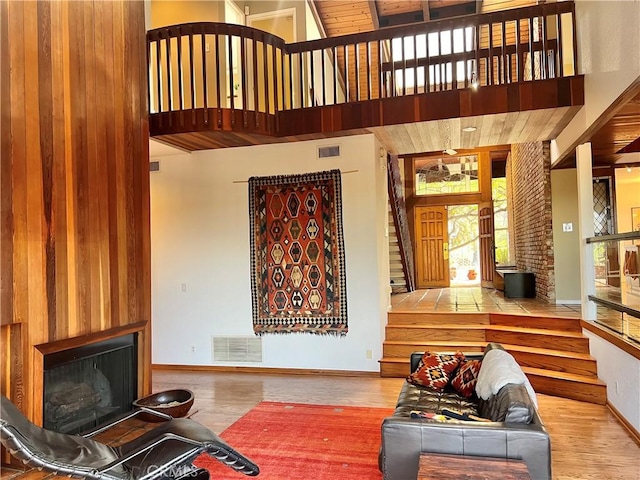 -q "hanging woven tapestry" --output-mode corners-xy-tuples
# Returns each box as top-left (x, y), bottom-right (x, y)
(248, 169), (348, 336)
